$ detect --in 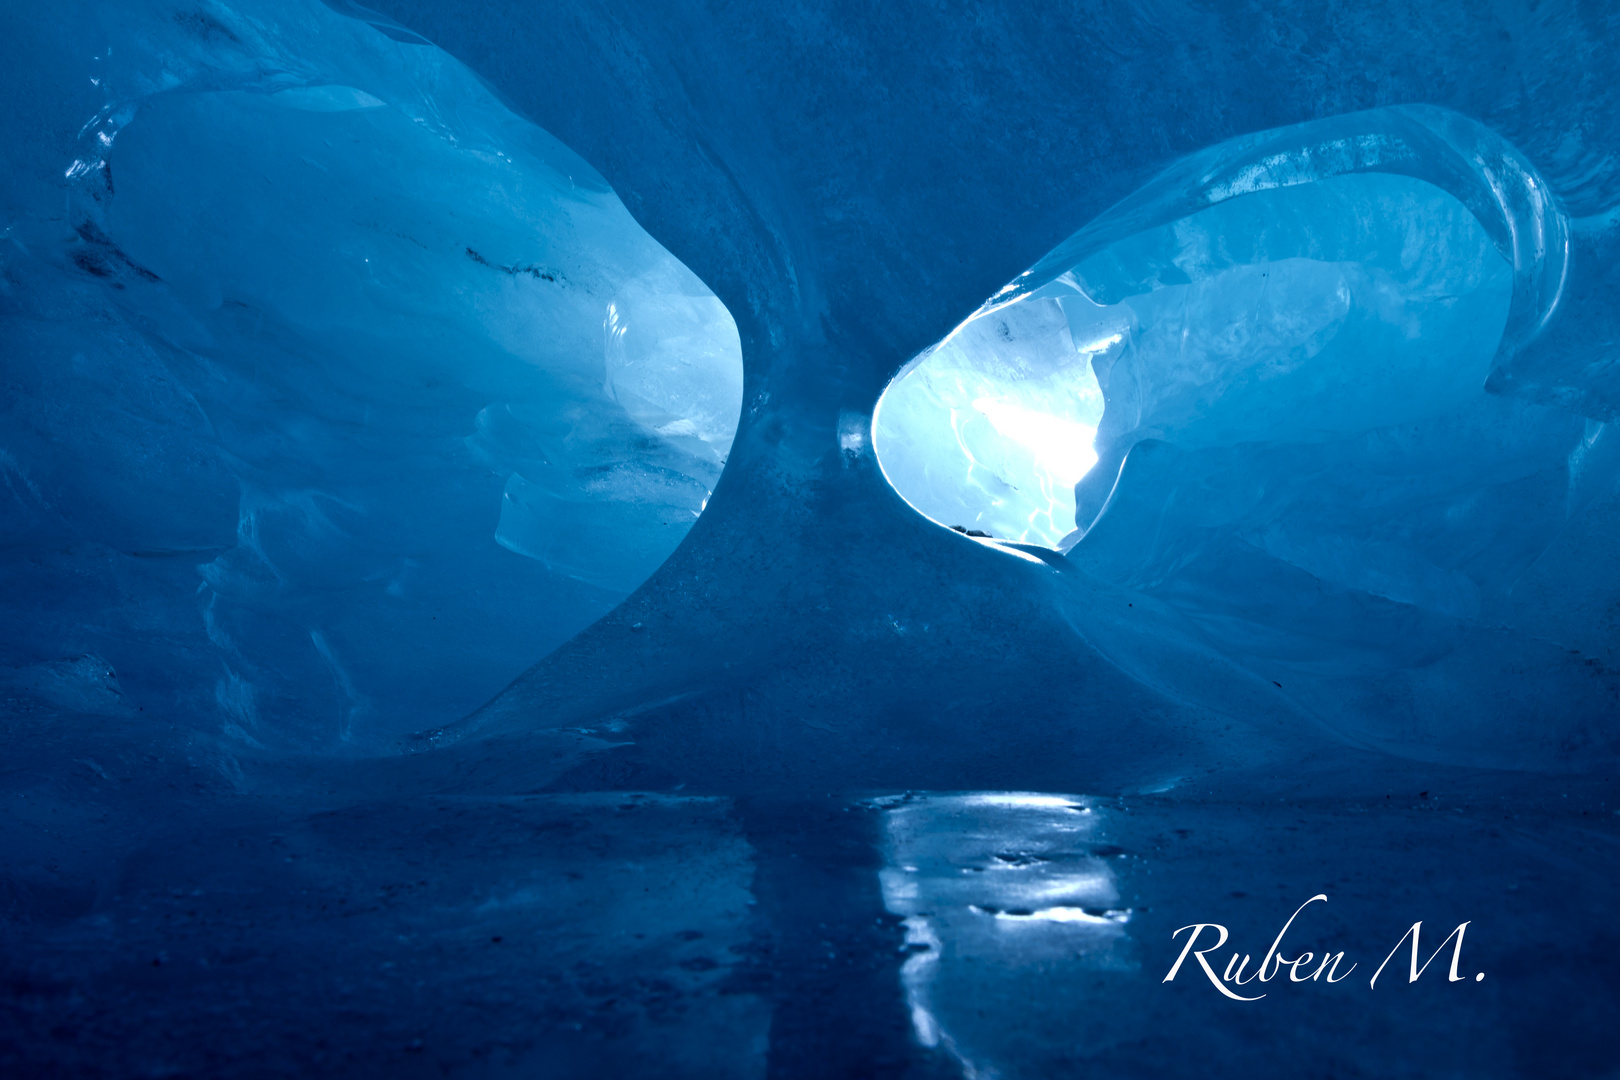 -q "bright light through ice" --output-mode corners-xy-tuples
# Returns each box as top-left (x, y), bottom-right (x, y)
(872, 296), (1107, 548)
(971, 397), (1099, 485)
